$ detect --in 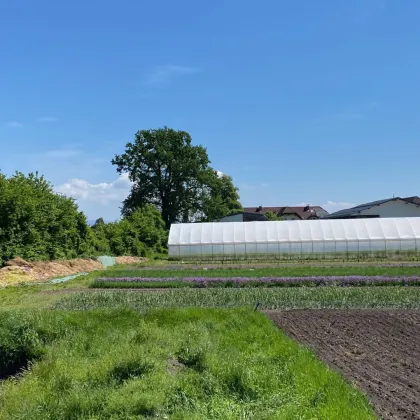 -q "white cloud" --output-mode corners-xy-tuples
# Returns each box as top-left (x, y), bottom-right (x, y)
(145, 64), (198, 86)
(4, 121), (23, 128)
(36, 116), (58, 123)
(216, 170), (224, 178)
(55, 173), (133, 205)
